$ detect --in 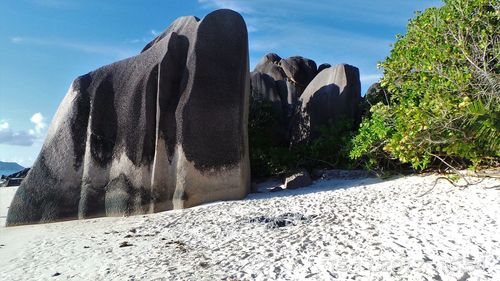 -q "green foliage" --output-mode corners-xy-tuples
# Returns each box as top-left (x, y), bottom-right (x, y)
(350, 0), (500, 170)
(302, 119), (357, 170)
(249, 98), (357, 178)
(349, 105), (396, 169)
(248, 98), (282, 177)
